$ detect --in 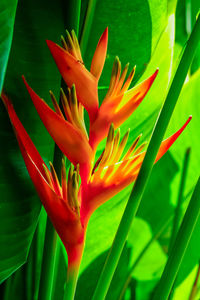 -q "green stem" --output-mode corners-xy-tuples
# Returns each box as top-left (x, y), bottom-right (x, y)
(3, 274), (13, 300)
(64, 0), (81, 37)
(38, 219), (58, 300)
(166, 148), (190, 300)
(152, 177), (200, 300)
(92, 14), (200, 300)
(63, 265), (80, 300)
(119, 217), (173, 300)
(63, 242), (85, 300)
(25, 227), (38, 300)
(80, 0), (98, 57)
(169, 148), (191, 254)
